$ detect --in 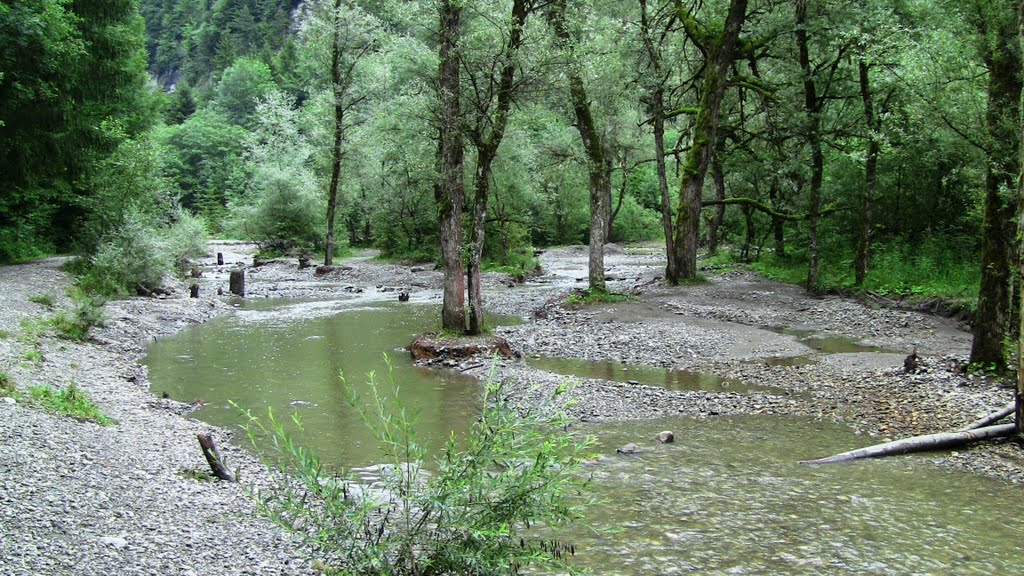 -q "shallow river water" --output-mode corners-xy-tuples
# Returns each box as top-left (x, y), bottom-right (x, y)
(145, 299), (1024, 575)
